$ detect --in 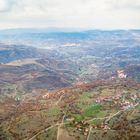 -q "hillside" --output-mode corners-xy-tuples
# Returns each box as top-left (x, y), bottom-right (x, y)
(0, 79), (139, 140)
(0, 30), (140, 140)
